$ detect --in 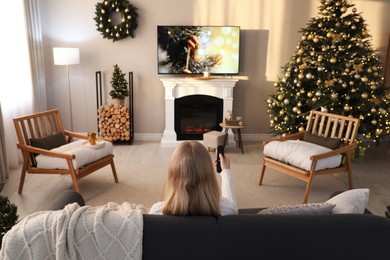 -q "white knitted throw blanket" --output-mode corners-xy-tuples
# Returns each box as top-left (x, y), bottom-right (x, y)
(0, 202), (147, 260)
